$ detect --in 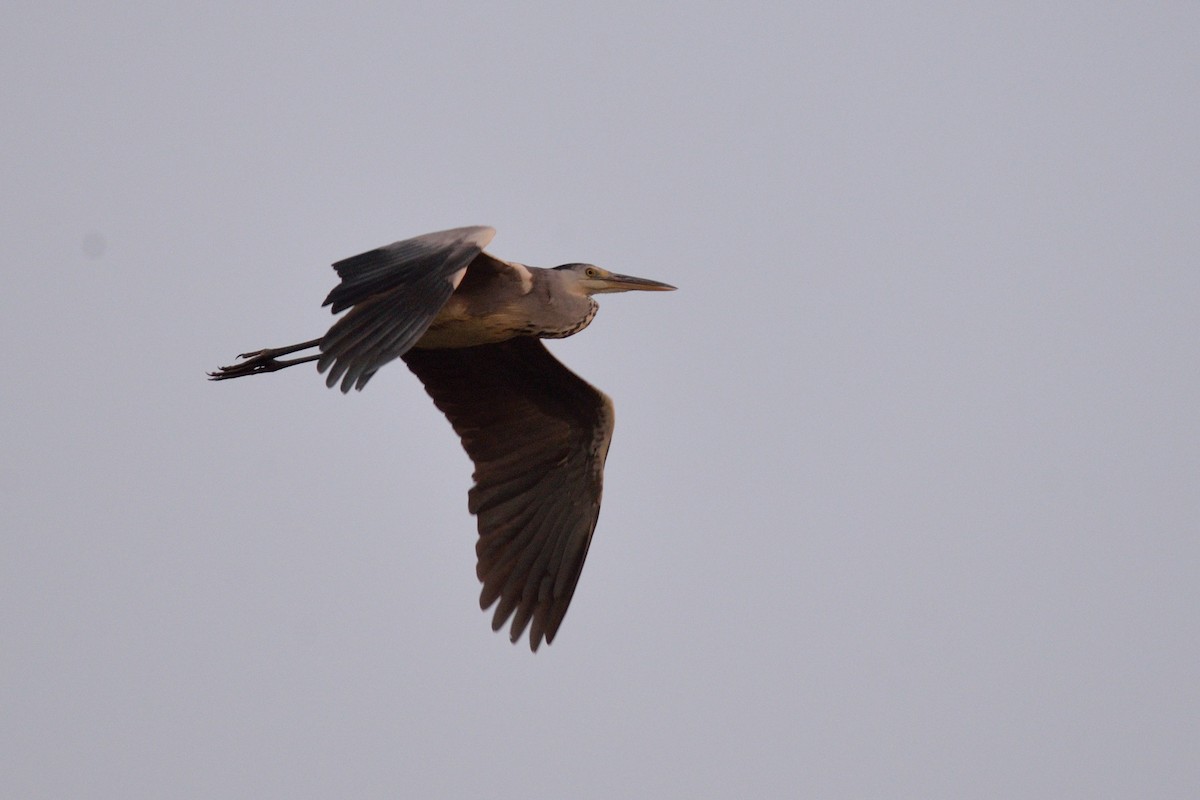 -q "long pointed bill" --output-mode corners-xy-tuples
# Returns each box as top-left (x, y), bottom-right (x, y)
(598, 273), (677, 293)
